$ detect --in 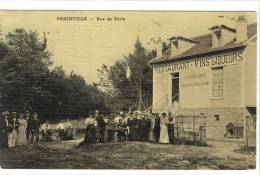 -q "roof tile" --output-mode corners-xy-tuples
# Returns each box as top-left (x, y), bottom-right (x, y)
(150, 23), (257, 65)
